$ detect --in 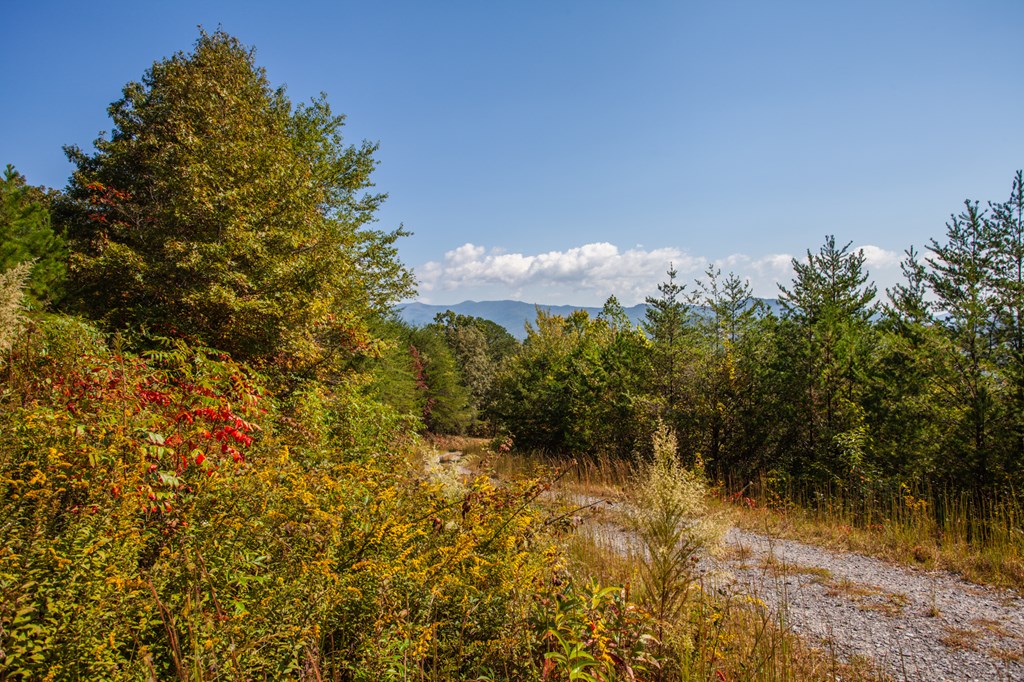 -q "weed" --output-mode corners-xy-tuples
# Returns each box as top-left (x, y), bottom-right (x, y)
(990, 645), (1024, 662)
(970, 617), (1017, 639)
(627, 424), (723, 631)
(940, 626), (981, 651)
(757, 555), (833, 582)
(823, 578), (883, 599)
